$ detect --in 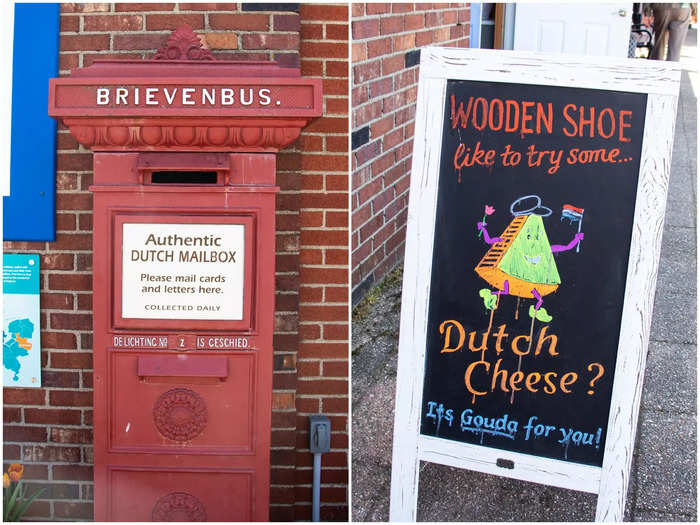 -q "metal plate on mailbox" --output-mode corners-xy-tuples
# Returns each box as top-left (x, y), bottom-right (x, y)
(122, 223), (245, 320)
